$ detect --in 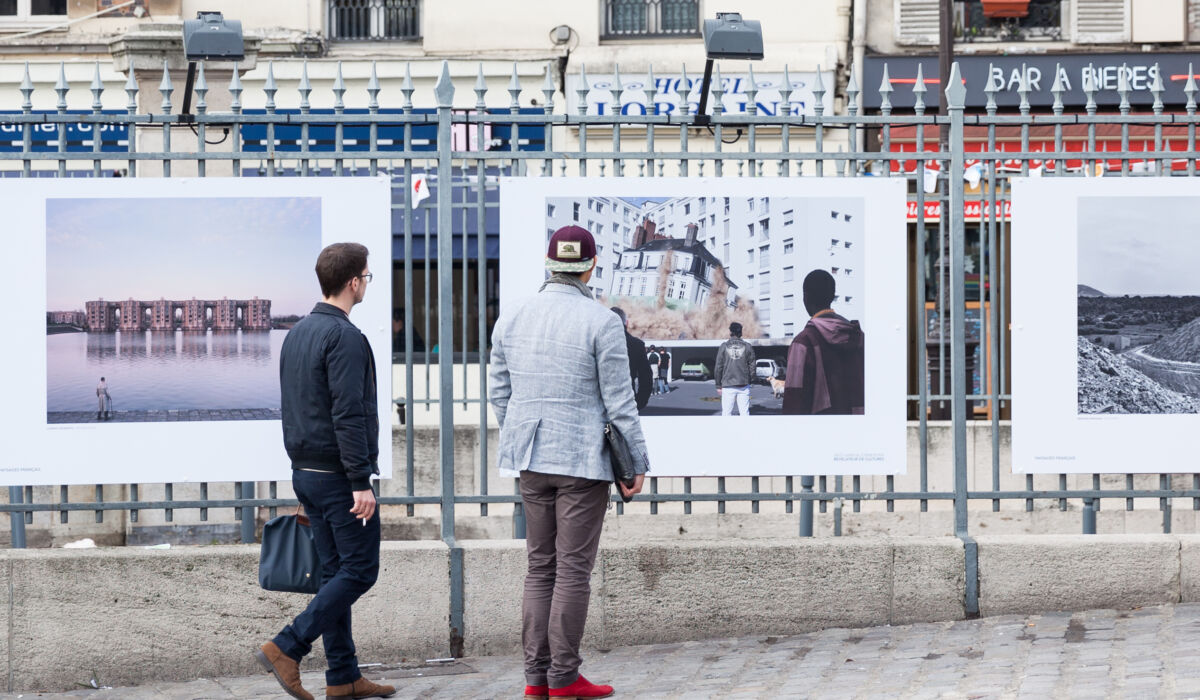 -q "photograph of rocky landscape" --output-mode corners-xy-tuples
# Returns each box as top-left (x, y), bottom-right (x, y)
(1077, 197), (1200, 414)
